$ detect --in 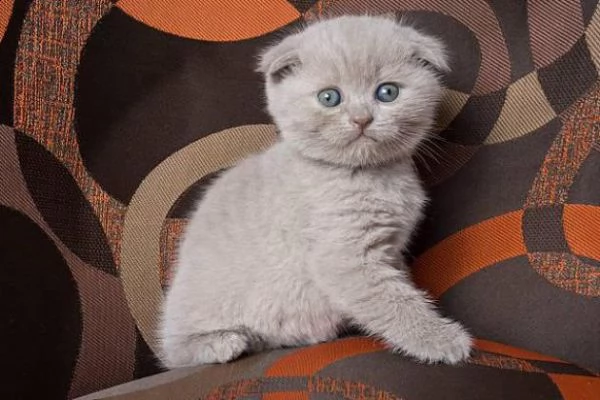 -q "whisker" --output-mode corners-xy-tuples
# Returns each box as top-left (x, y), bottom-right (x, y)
(422, 137), (446, 153)
(413, 151), (432, 172)
(428, 133), (449, 144)
(418, 148), (439, 166)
